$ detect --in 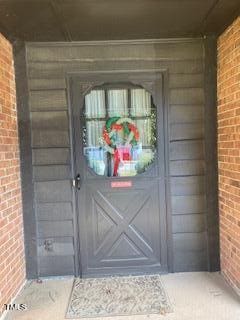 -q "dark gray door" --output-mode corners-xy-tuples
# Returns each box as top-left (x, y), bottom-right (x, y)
(71, 72), (168, 277)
